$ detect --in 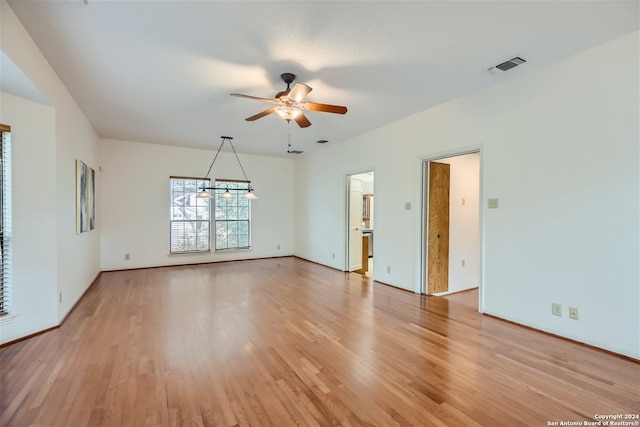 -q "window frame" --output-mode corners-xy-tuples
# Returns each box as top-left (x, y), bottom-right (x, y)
(169, 176), (211, 254)
(0, 123), (11, 316)
(213, 179), (252, 251)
